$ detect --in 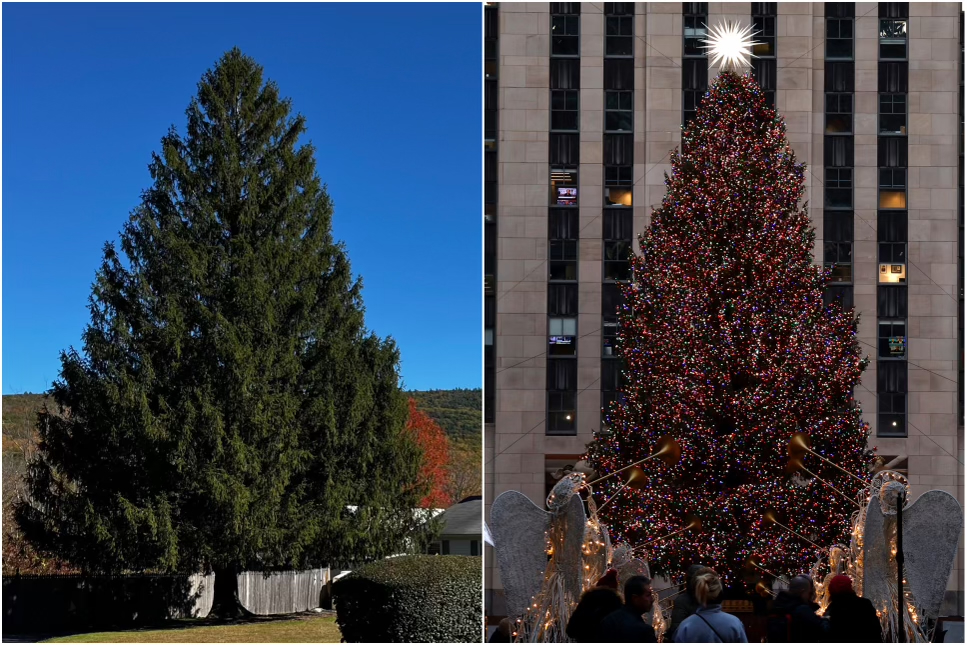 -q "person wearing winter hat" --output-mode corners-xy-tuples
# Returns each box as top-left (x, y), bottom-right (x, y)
(824, 574), (882, 643)
(565, 569), (623, 642)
